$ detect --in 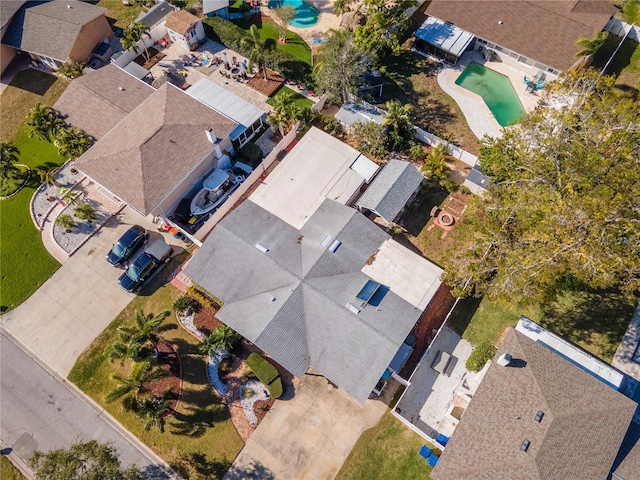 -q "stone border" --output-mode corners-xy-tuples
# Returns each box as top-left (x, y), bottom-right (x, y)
(239, 379), (270, 427)
(51, 198), (115, 255)
(0, 164), (31, 200)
